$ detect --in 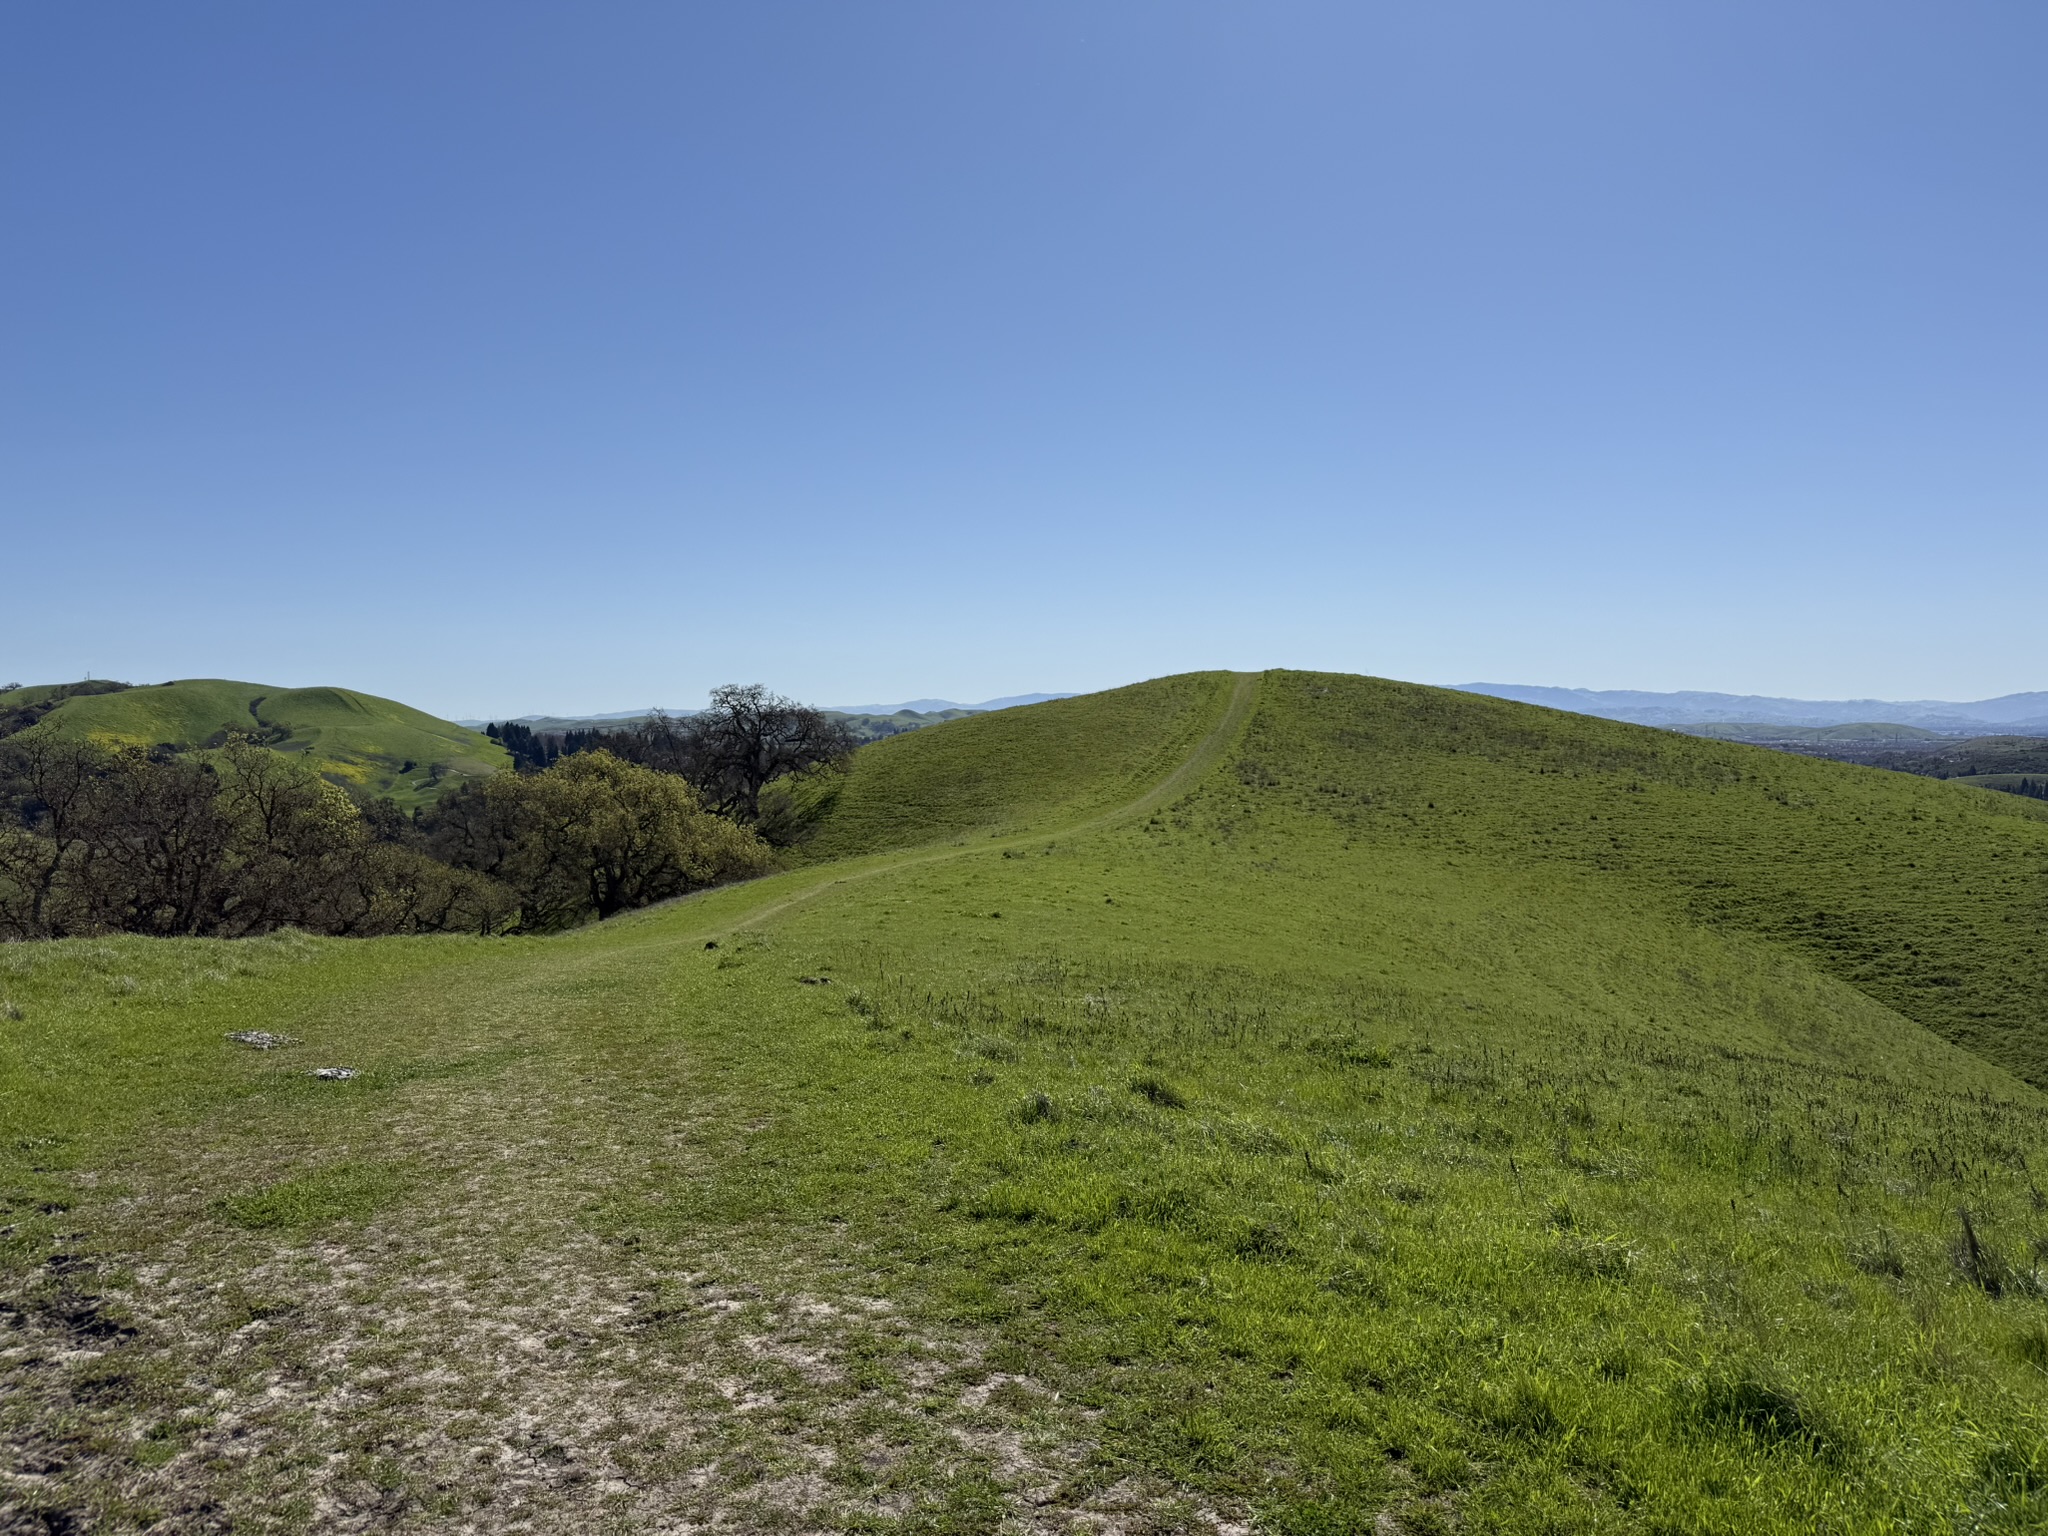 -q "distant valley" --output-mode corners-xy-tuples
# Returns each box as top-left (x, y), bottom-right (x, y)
(460, 691), (1072, 731)
(459, 692), (1077, 744)
(1457, 681), (2048, 733)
